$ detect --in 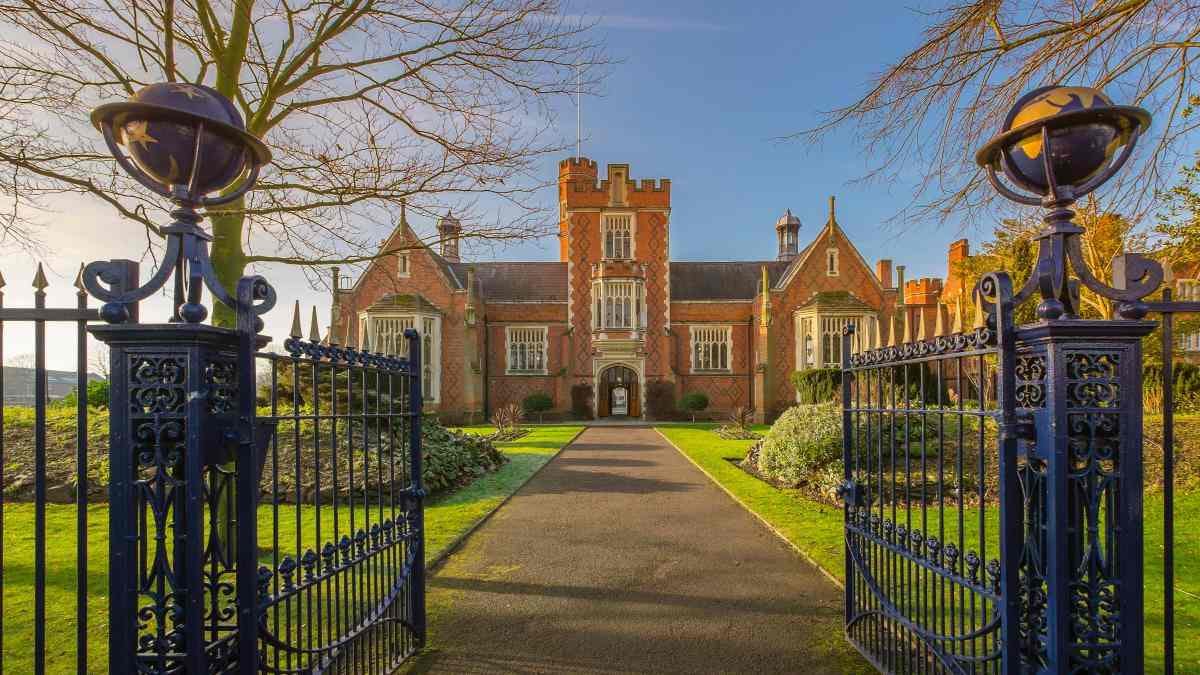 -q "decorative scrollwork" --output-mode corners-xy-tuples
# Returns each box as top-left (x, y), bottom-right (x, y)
(848, 326), (995, 367)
